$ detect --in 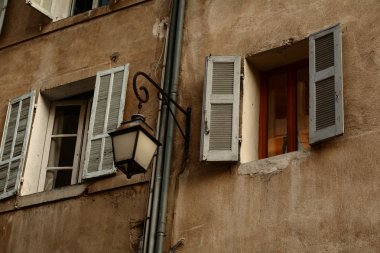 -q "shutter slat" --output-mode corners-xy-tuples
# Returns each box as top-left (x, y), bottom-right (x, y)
(309, 24), (343, 144)
(13, 98), (31, 157)
(88, 139), (102, 173)
(315, 33), (334, 72)
(1, 103), (19, 161)
(210, 104), (232, 150)
(212, 62), (235, 94)
(107, 71), (124, 132)
(6, 160), (20, 191)
(93, 74), (111, 136)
